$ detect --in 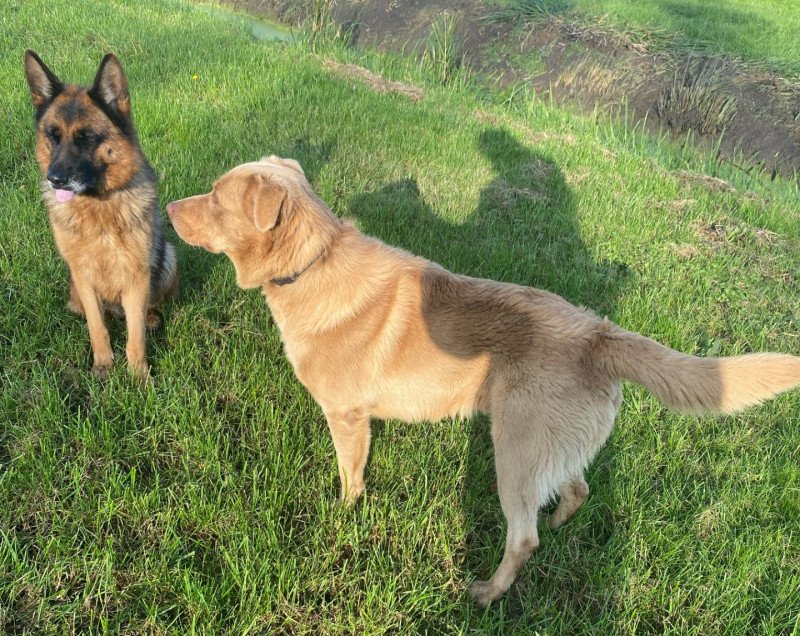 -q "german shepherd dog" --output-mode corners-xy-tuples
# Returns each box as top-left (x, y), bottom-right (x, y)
(24, 51), (178, 380)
